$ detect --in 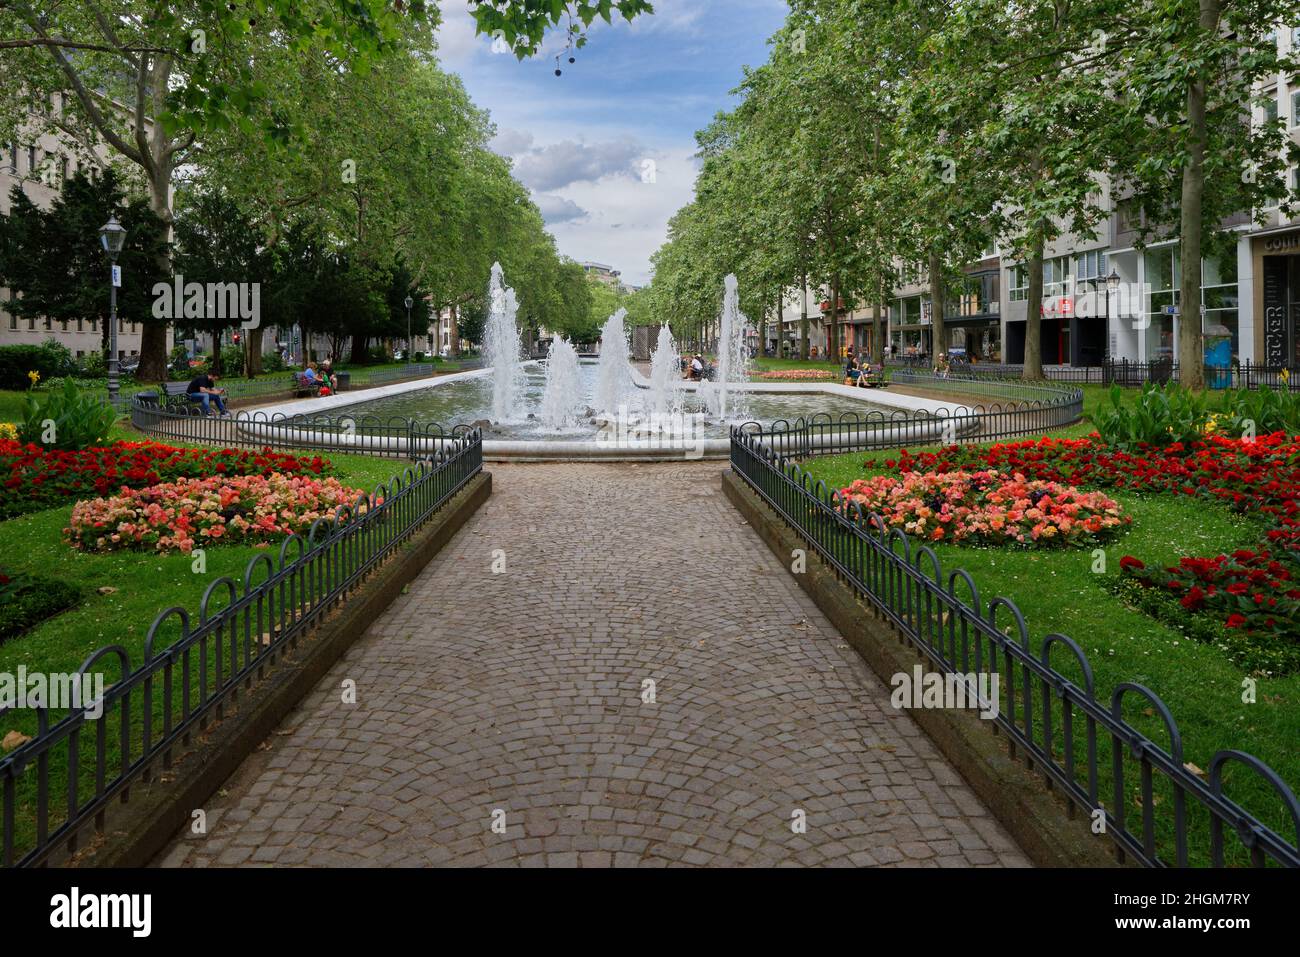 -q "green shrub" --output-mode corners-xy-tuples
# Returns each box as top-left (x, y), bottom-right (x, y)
(0, 570), (81, 645)
(260, 350), (286, 373)
(1094, 382), (1209, 450)
(79, 350), (107, 377)
(169, 344), (190, 376)
(0, 342), (77, 389)
(1218, 386), (1300, 438)
(18, 378), (117, 450)
(220, 344), (245, 376)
